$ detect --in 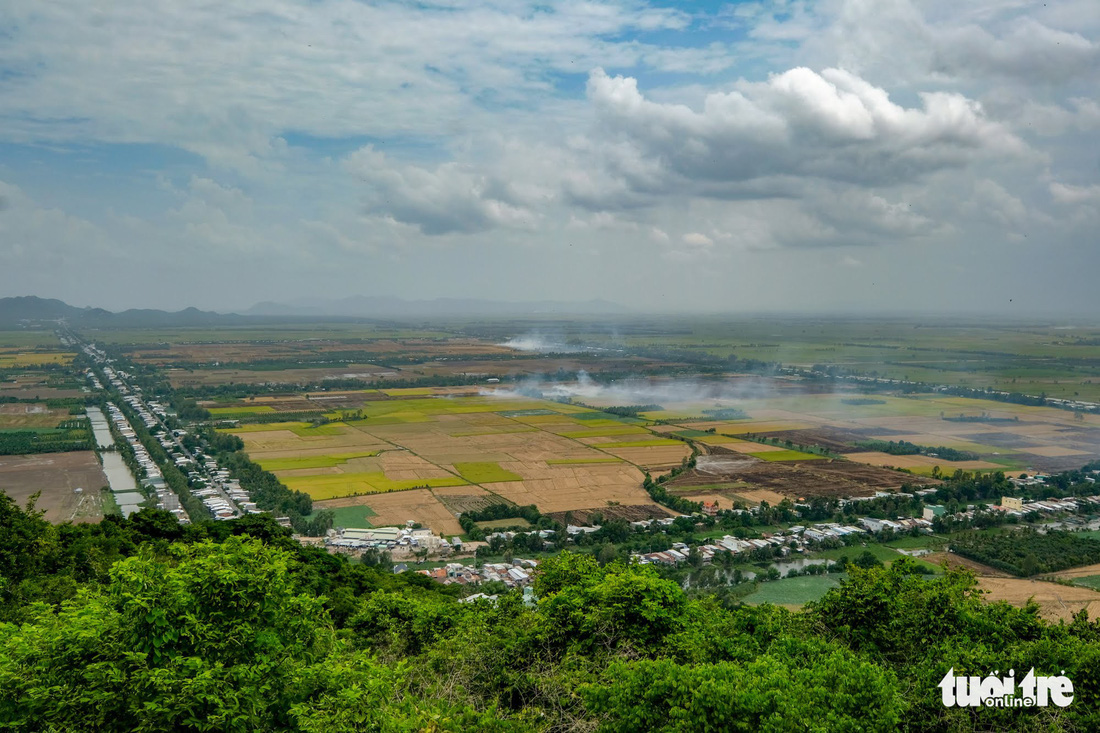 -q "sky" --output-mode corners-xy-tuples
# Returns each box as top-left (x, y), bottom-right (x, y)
(0, 0), (1098, 315)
